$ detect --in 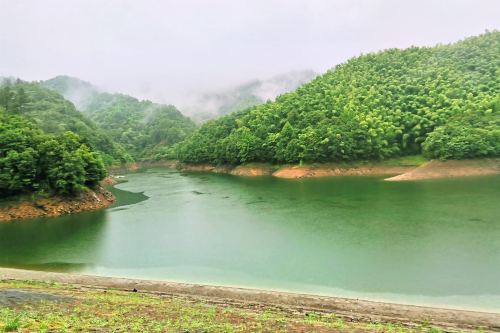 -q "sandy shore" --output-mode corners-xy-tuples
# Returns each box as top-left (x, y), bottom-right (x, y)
(107, 158), (500, 181)
(385, 159), (500, 181)
(174, 159), (499, 181)
(272, 165), (411, 179)
(175, 161), (416, 178)
(0, 268), (498, 332)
